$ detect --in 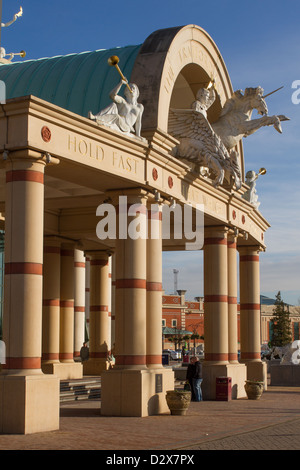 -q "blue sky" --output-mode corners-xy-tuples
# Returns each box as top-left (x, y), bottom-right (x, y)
(2, 0), (299, 305)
